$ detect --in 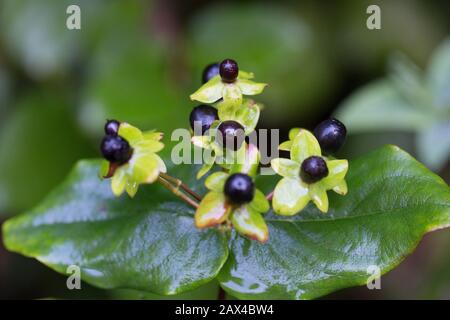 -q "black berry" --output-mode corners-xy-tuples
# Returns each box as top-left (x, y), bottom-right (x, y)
(300, 156), (328, 184)
(104, 120), (120, 136)
(202, 62), (220, 83)
(224, 173), (255, 205)
(190, 105), (219, 134)
(219, 59), (239, 83)
(100, 135), (133, 164)
(217, 120), (245, 151)
(313, 118), (347, 155)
